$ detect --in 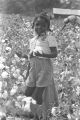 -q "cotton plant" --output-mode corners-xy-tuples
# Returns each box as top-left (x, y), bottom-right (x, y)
(1, 14), (80, 120)
(54, 17), (80, 119)
(5, 99), (20, 116)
